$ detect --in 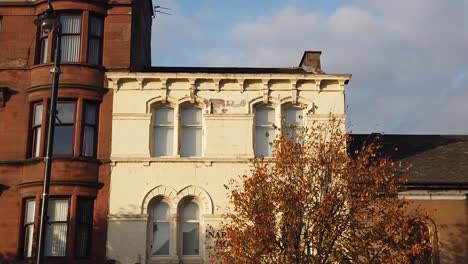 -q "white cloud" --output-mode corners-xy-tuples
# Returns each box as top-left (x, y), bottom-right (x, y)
(197, 0), (468, 134)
